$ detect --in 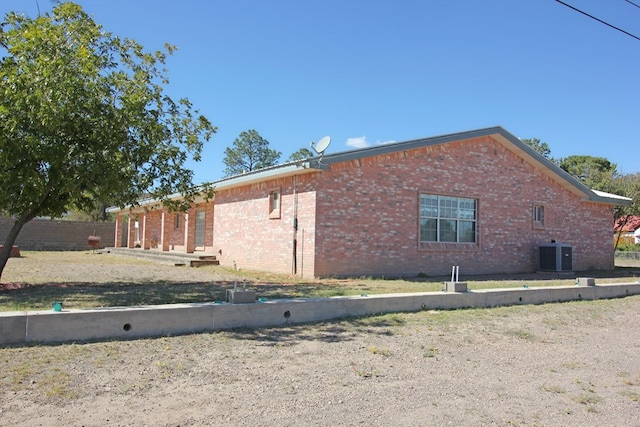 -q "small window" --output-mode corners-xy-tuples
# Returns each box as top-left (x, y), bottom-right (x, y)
(269, 189), (281, 219)
(174, 214), (181, 229)
(534, 205), (544, 225)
